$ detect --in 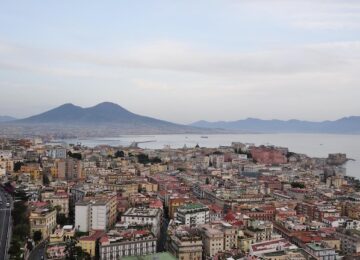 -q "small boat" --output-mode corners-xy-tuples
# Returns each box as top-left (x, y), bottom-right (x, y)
(201, 136), (208, 139)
